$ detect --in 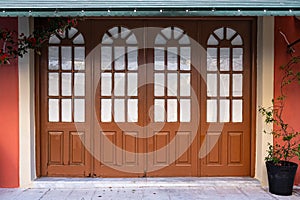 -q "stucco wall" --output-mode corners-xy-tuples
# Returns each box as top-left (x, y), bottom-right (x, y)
(274, 16), (300, 186)
(0, 17), (19, 188)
